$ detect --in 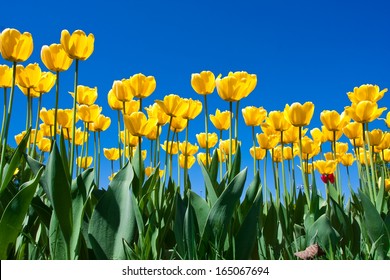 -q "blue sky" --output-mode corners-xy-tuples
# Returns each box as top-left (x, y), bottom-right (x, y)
(1, 0), (389, 195)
